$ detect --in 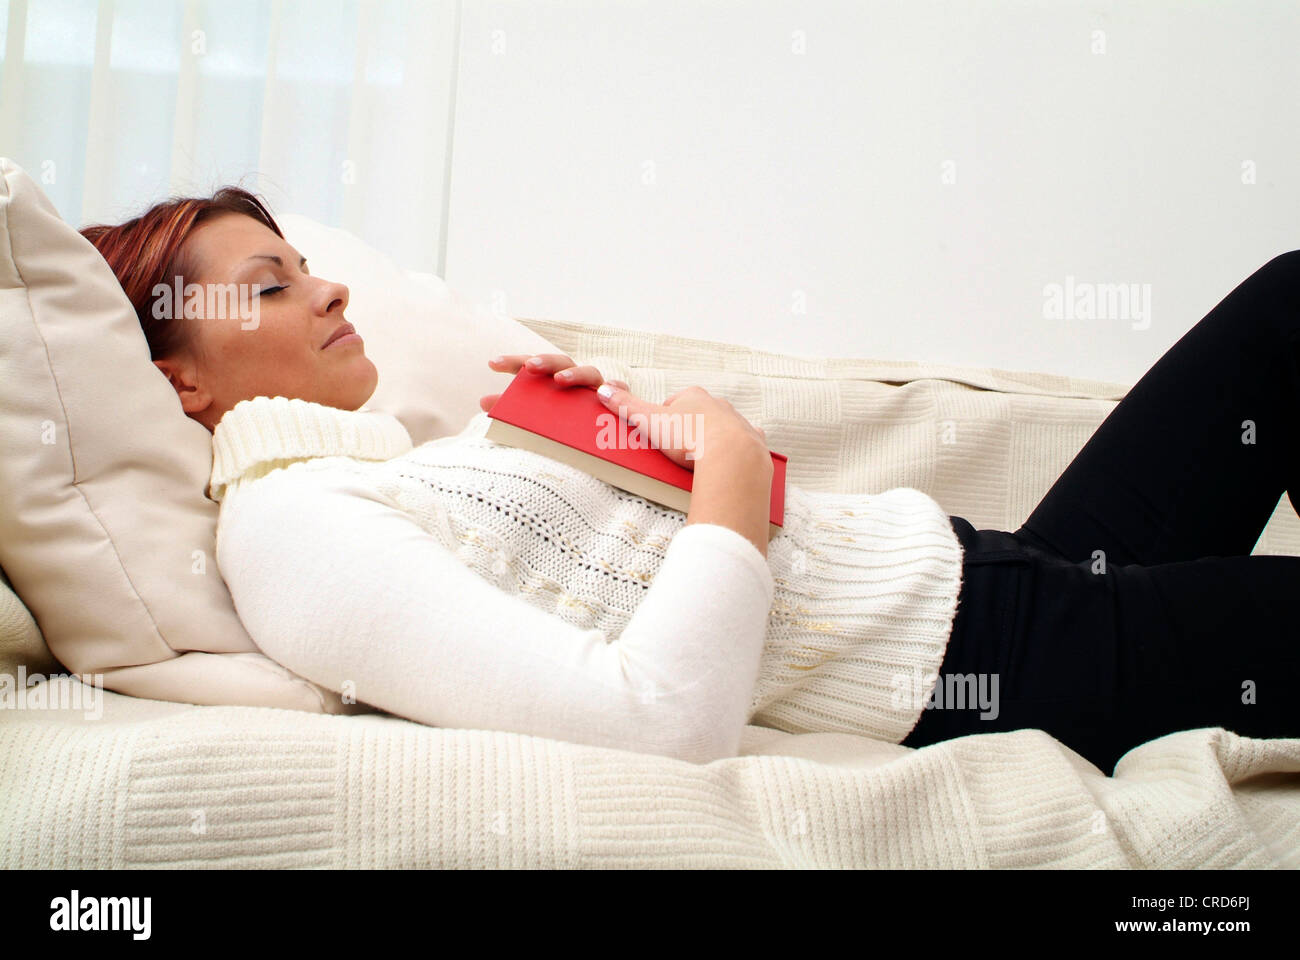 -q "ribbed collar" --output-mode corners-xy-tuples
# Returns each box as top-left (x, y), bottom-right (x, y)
(208, 395), (413, 503)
